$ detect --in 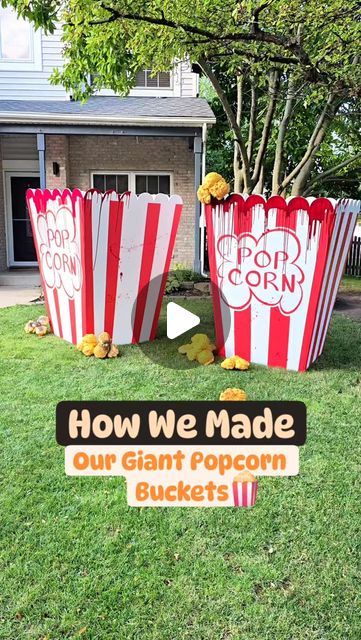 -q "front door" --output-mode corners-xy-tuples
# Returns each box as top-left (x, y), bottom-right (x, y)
(5, 173), (40, 266)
